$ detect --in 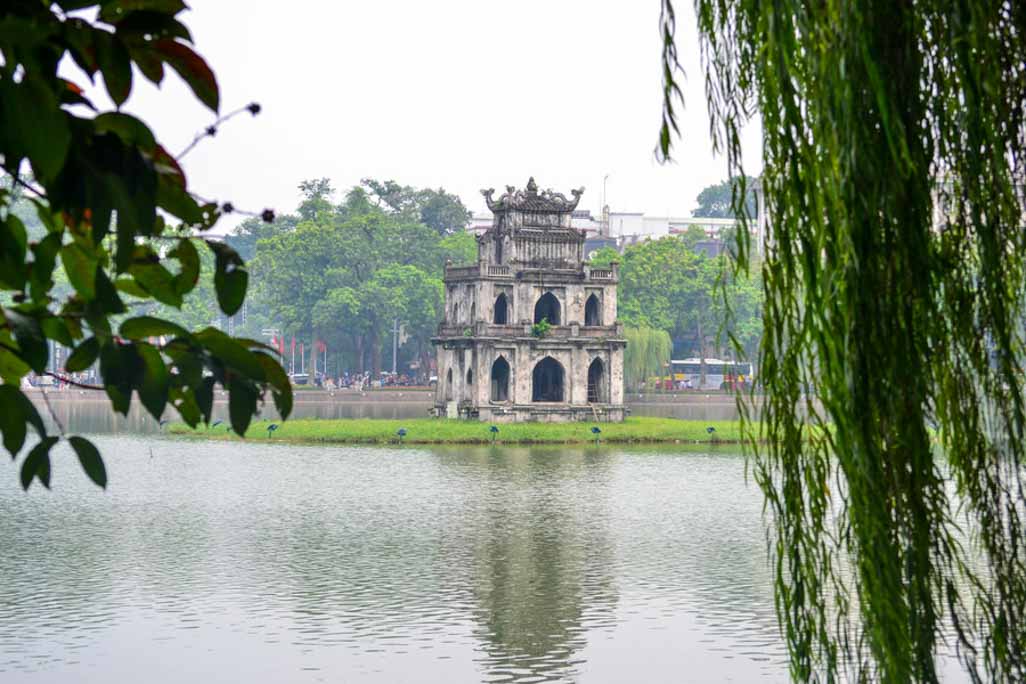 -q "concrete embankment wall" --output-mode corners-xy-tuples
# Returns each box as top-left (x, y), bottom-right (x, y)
(27, 387), (759, 432)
